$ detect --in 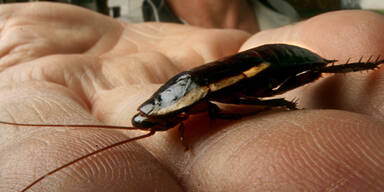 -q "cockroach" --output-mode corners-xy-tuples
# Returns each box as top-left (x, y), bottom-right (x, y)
(1, 43), (383, 191)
